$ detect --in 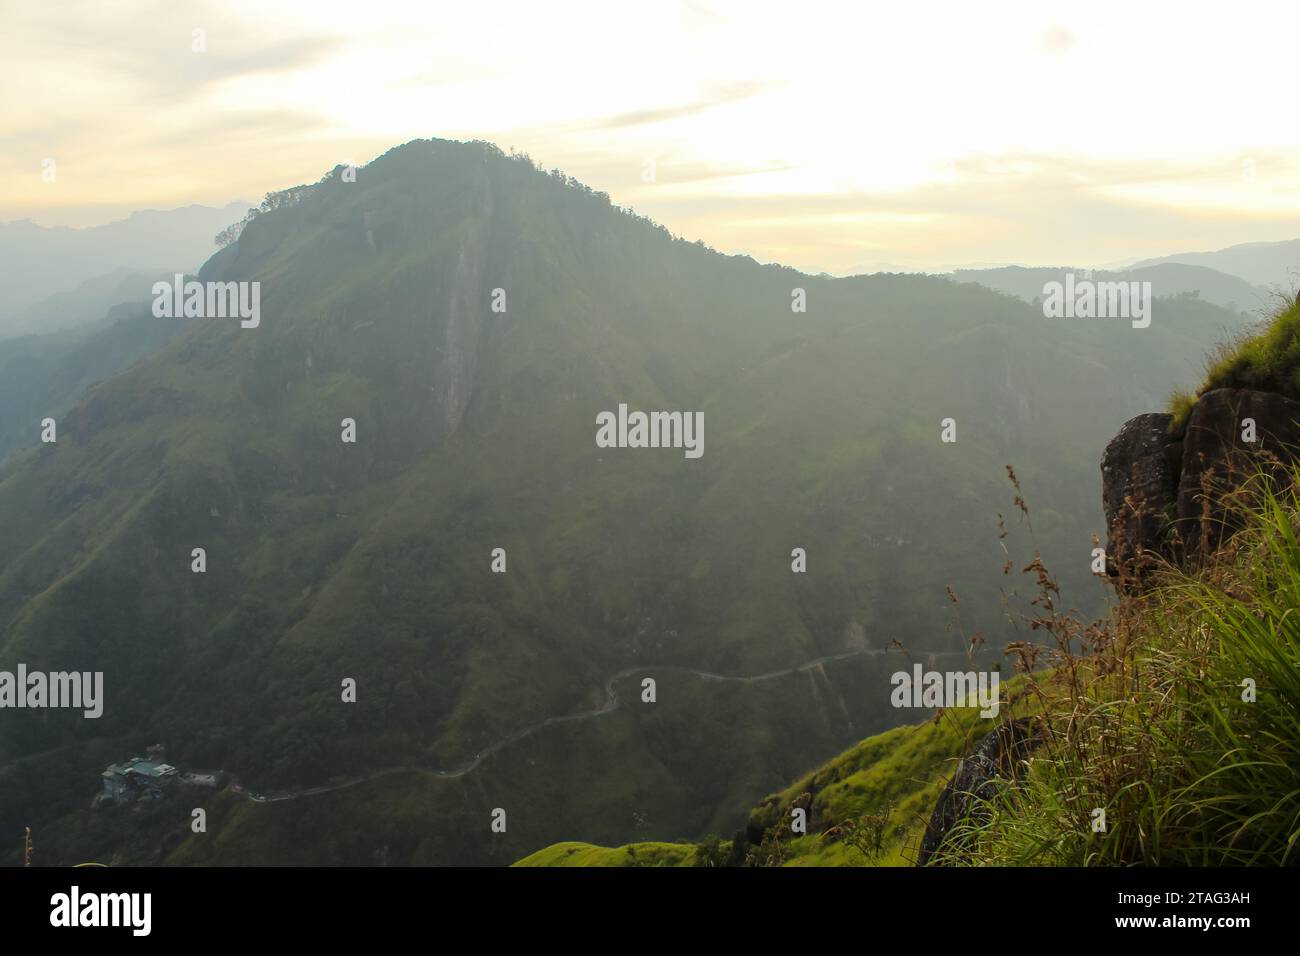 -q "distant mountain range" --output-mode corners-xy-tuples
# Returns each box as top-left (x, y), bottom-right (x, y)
(950, 262), (1272, 315)
(0, 140), (1270, 865)
(0, 202), (247, 325)
(1128, 237), (1300, 291)
(0, 268), (174, 341)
